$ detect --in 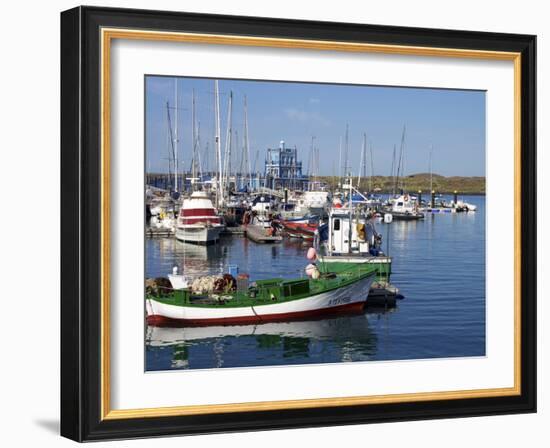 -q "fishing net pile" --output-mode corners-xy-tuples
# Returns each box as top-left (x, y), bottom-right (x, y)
(145, 277), (172, 296)
(191, 274), (237, 294)
(145, 274), (237, 296)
